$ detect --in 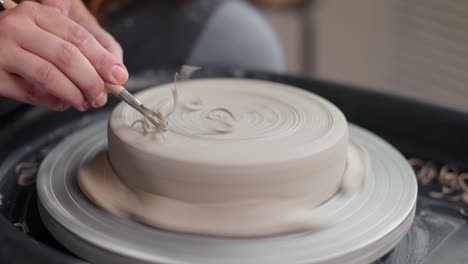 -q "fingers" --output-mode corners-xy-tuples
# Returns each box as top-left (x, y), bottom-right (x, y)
(0, 1), (127, 111)
(42, 0), (125, 63)
(12, 1), (128, 108)
(33, 4), (128, 85)
(0, 2), (84, 111)
(93, 28), (124, 63)
(3, 47), (89, 111)
(16, 22), (107, 108)
(67, 0), (124, 63)
(0, 71), (70, 112)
